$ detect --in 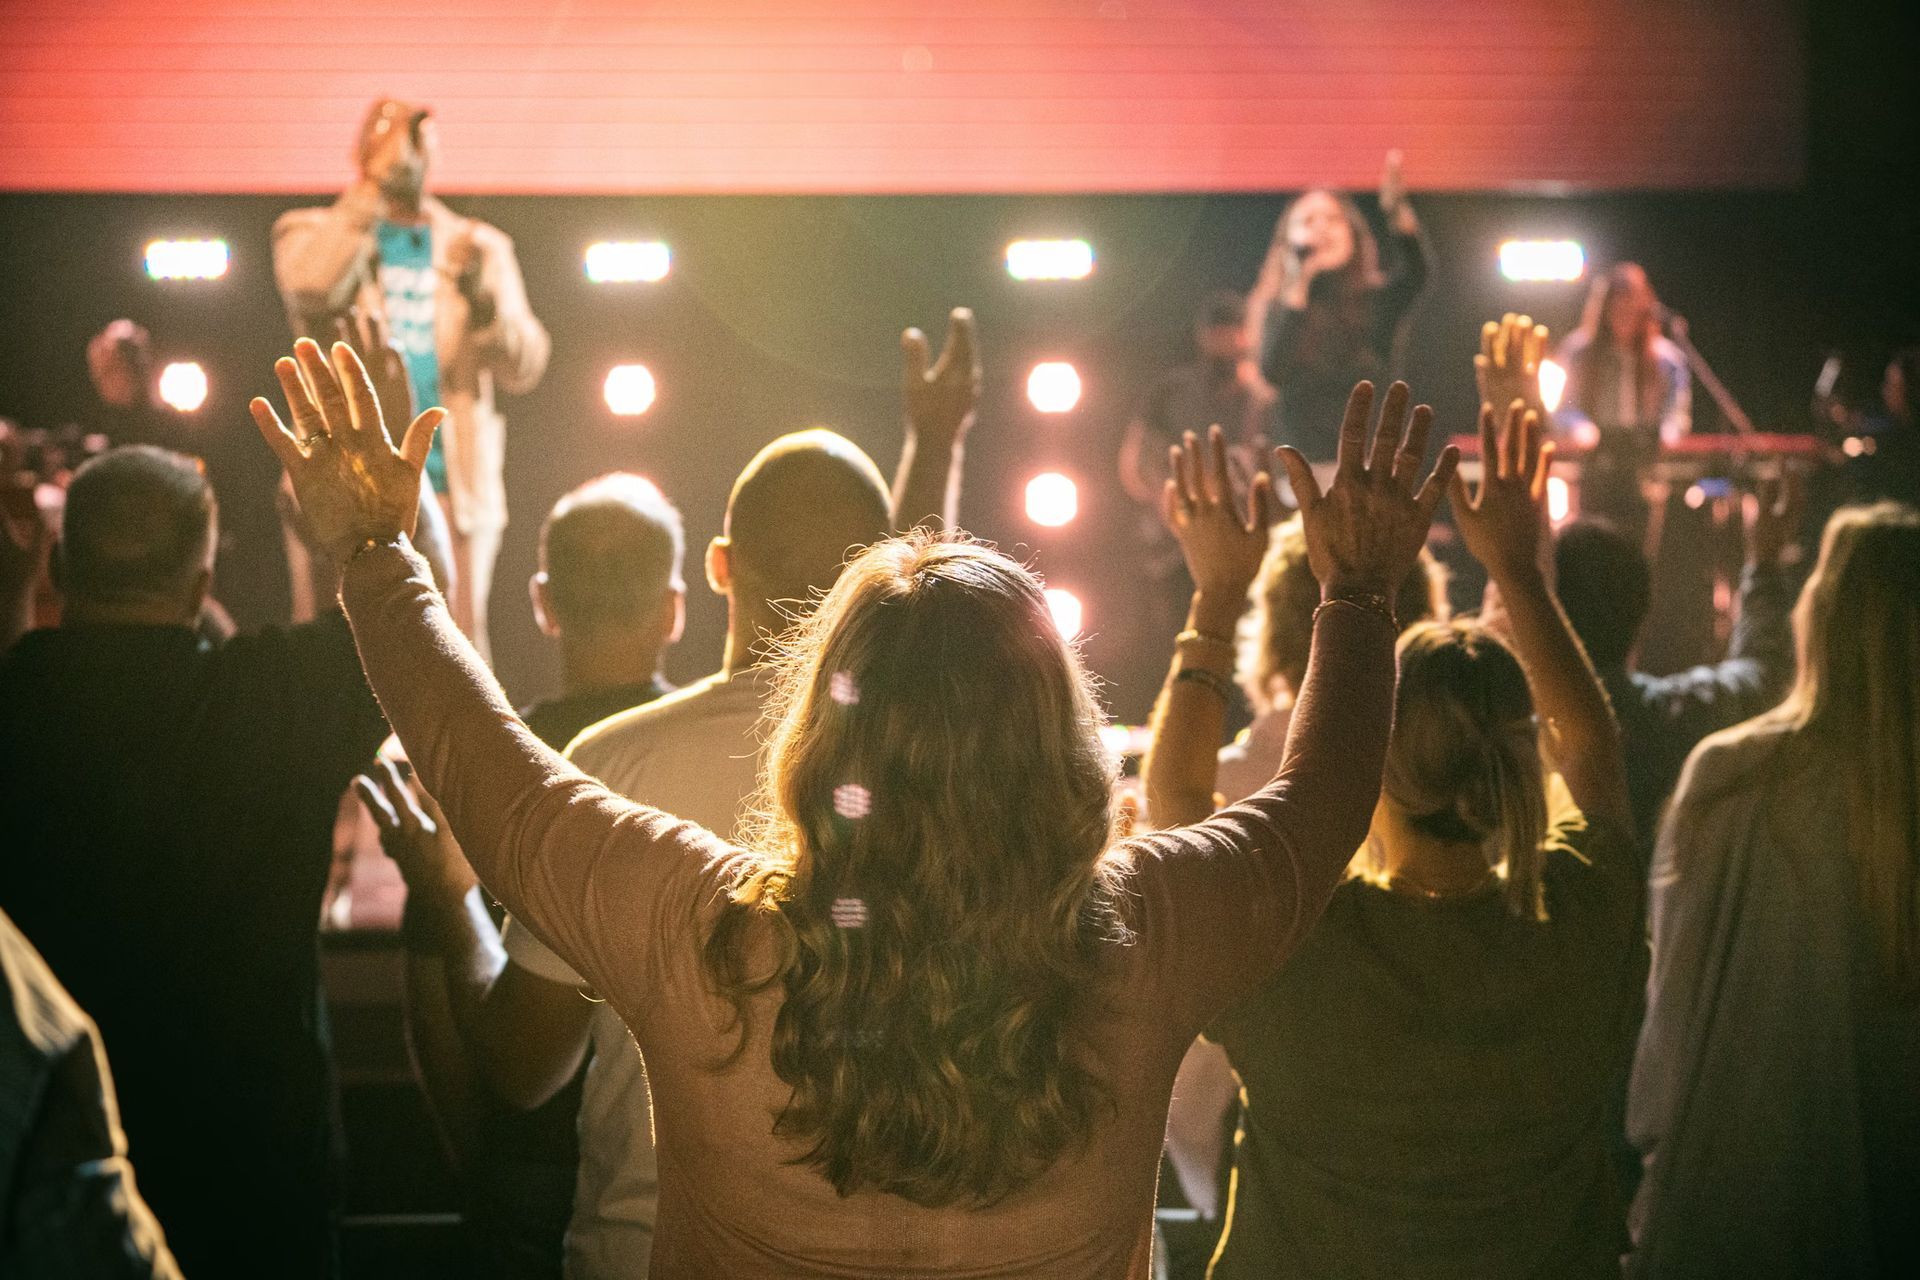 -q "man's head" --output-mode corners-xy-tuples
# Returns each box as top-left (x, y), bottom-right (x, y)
(532, 473), (685, 649)
(356, 98), (436, 205)
(1195, 291), (1251, 364)
(55, 446), (217, 626)
(710, 430), (892, 630)
(1553, 519), (1652, 671)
